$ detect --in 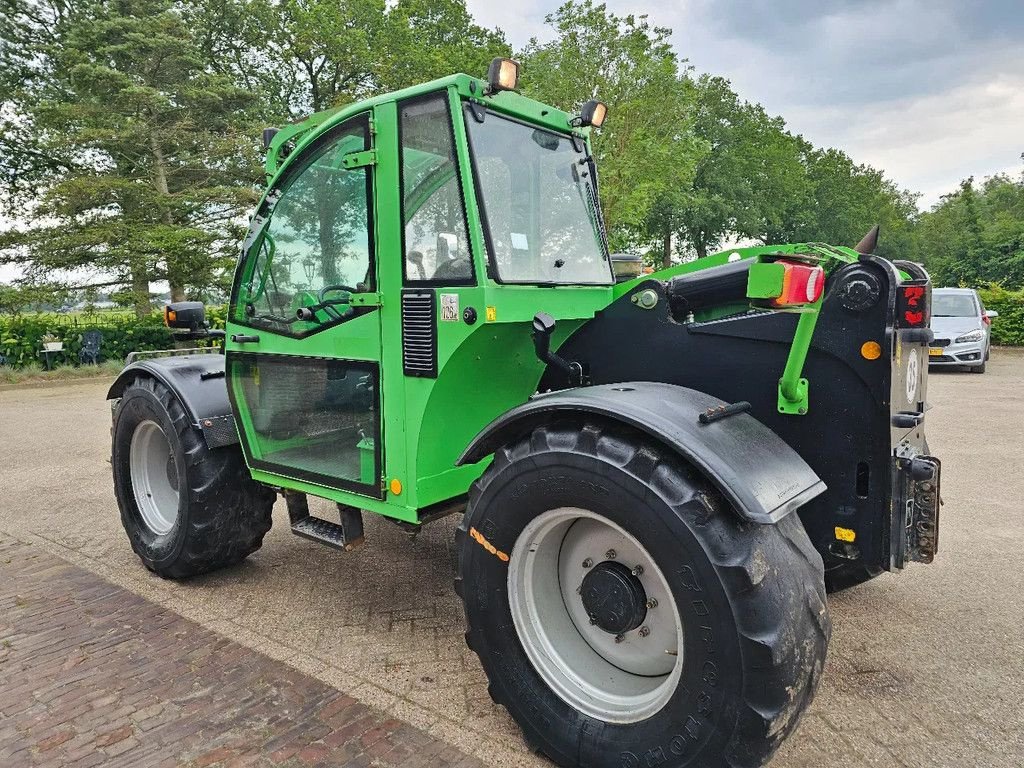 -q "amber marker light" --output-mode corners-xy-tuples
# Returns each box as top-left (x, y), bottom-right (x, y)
(860, 341), (882, 360)
(389, 478), (403, 495)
